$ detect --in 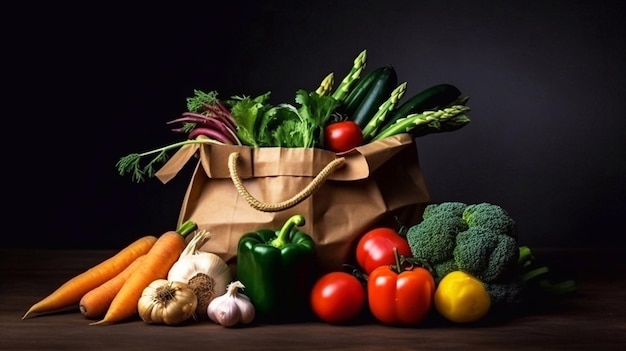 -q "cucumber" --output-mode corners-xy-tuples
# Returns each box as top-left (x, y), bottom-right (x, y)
(340, 66), (389, 117)
(351, 66), (397, 129)
(378, 83), (461, 132)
